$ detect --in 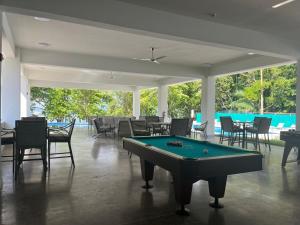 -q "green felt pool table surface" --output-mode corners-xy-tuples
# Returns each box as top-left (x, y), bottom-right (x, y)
(132, 136), (256, 159)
